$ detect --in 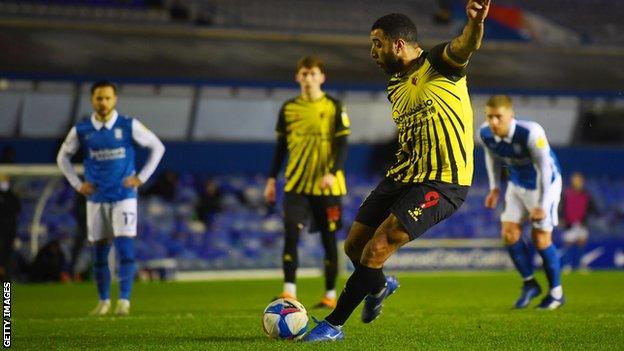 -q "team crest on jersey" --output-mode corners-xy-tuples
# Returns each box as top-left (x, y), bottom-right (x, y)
(114, 128), (123, 140)
(513, 143), (522, 154)
(411, 76), (418, 85)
